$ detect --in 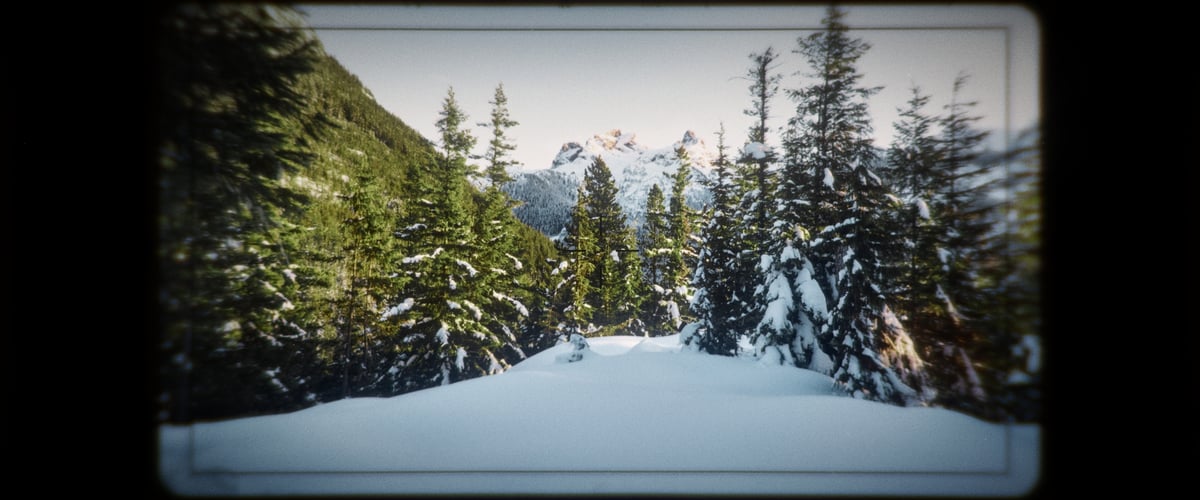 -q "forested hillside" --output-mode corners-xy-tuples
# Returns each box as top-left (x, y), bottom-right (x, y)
(156, 5), (560, 422)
